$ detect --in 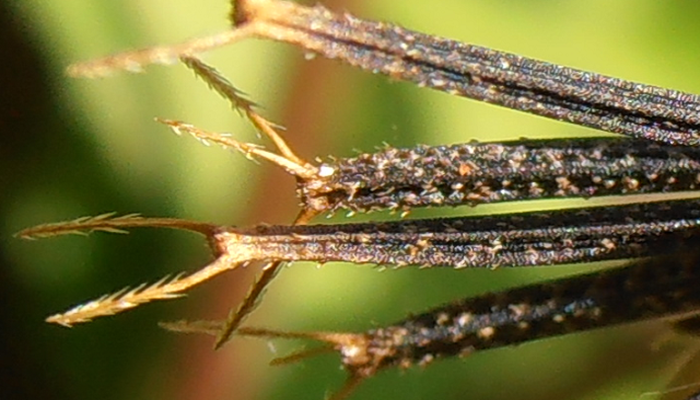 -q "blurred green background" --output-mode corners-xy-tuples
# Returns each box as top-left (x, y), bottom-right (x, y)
(4, 1), (700, 400)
